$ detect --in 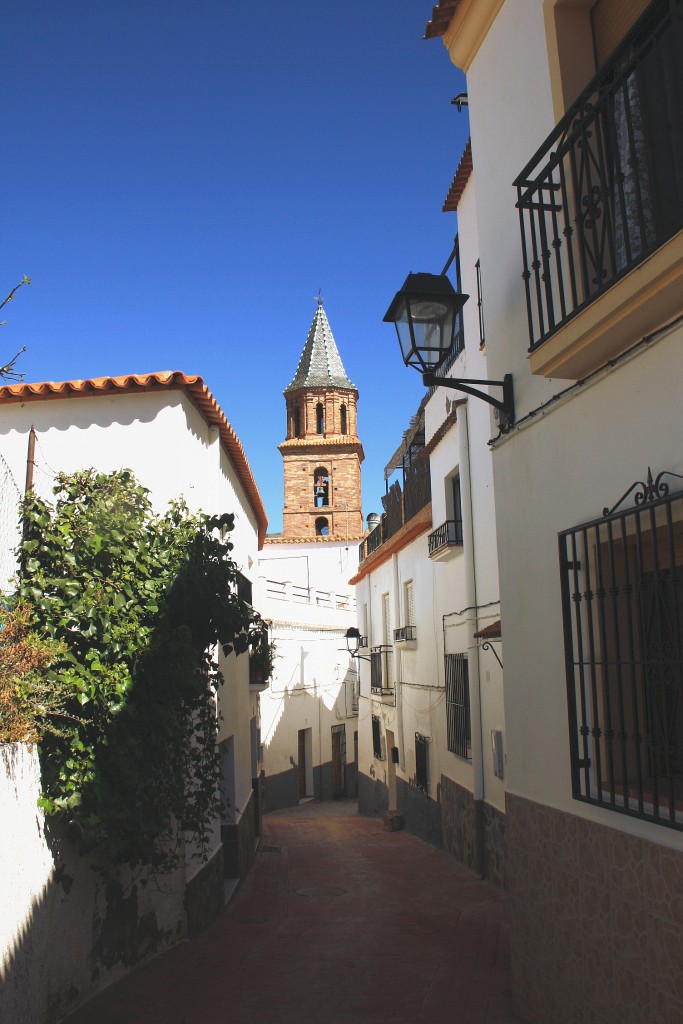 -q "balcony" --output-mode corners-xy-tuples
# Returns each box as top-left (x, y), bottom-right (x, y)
(358, 453), (431, 563)
(394, 625), (416, 648)
(428, 519), (463, 561)
(370, 645), (395, 700)
(514, 0), (683, 378)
